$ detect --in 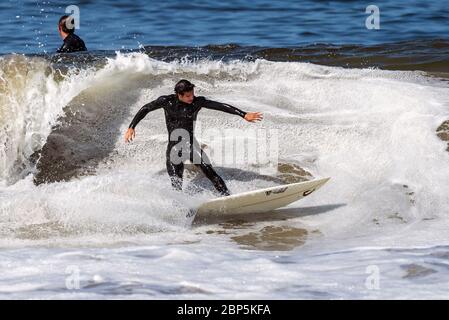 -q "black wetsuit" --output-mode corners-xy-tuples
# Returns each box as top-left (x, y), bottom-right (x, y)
(57, 33), (87, 53)
(128, 94), (247, 196)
